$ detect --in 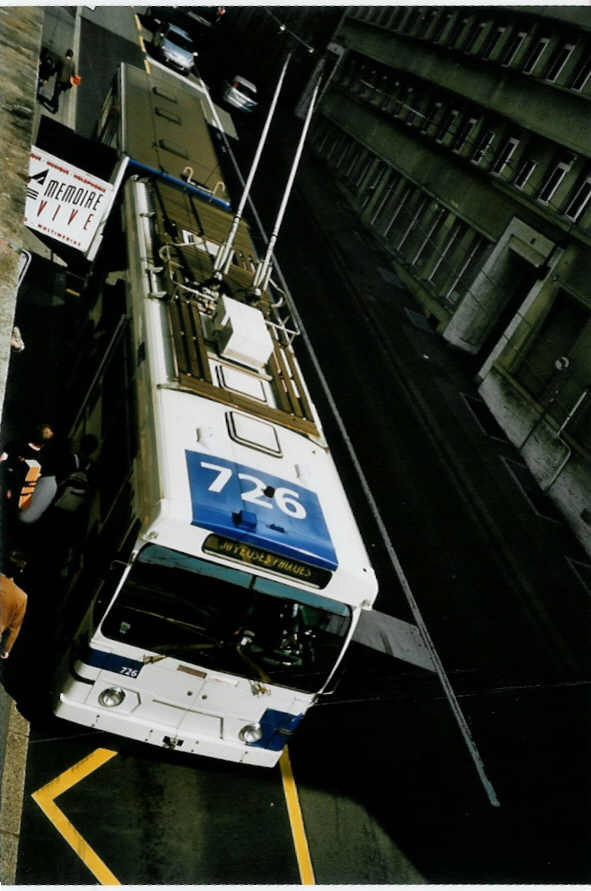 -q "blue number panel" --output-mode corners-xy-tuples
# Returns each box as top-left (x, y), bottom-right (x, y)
(185, 451), (337, 570)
